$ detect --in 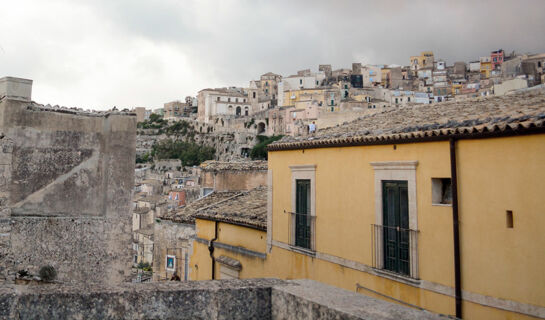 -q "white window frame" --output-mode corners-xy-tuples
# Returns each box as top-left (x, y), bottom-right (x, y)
(370, 161), (419, 278)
